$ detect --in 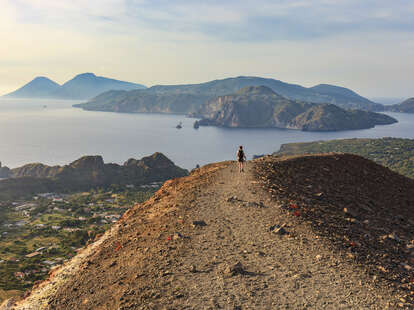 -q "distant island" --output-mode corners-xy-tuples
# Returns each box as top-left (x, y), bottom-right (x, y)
(2, 73), (146, 100)
(0, 153), (187, 200)
(195, 86), (397, 131)
(385, 97), (414, 113)
(74, 75), (384, 113)
(275, 137), (414, 179)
